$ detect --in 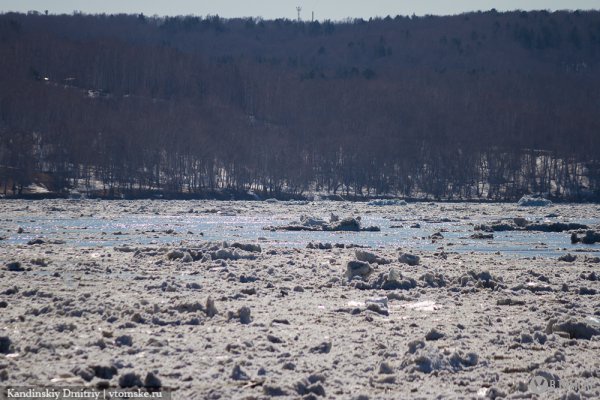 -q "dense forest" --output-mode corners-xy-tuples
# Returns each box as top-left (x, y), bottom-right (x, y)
(1, 10), (600, 200)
